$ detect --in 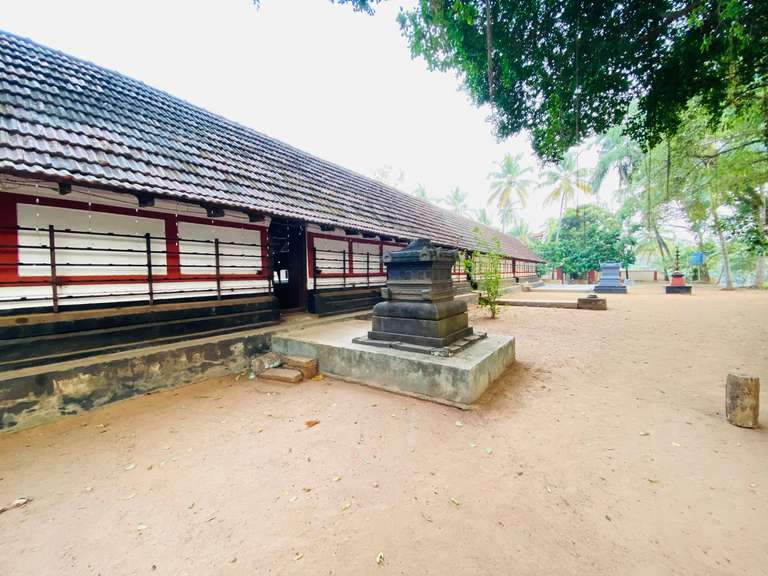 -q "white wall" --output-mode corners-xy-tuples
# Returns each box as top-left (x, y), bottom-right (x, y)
(306, 223), (392, 290)
(0, 175), (270, 310)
